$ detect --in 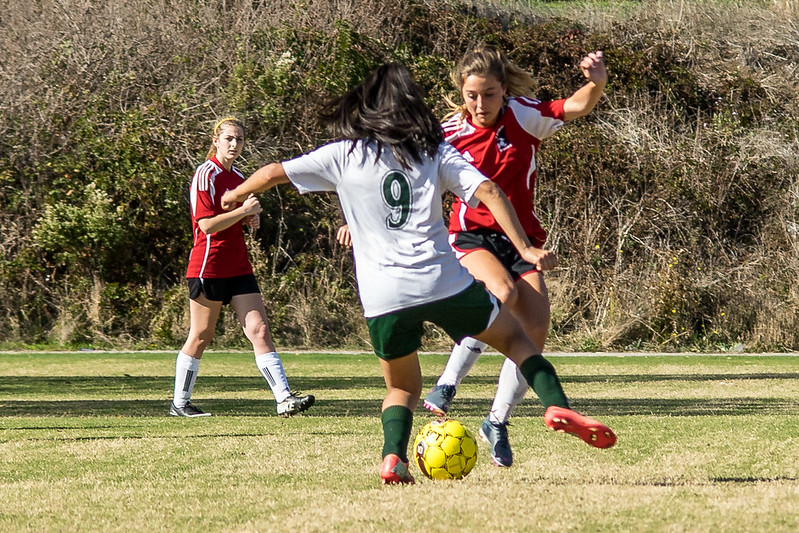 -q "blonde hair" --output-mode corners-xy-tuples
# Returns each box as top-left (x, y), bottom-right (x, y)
(445, 45), (538, 120)
(206, 116), (245, 160)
